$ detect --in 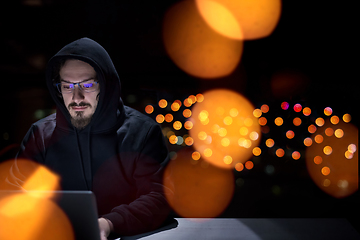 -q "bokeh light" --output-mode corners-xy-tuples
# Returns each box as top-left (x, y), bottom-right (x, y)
(145, 105), (154, 114)
(0, 159), (73, 240)
(159, 99), (168, 108)
(286, 130), (295, 139)
(156, 114), (165, 124)
(303, 107), (311, 116)
(195, 0), (281, 40)
(0, 192), (74, 240)
(280, 102), (289, 110)
(306, 119), (358, 198)
(342, 114), (351, 123)
(165, 113), (174, 123)
(293, 103), (302, 113)
(275, 148), (285, 157)
(292, 151), (301, 160)
(274, 117), (283, 126)
(171, 101), (181, 111)
(163, 148), (234, 218)
(189, 89), (261, 169)
(163, 0), (243, 79)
